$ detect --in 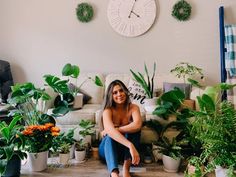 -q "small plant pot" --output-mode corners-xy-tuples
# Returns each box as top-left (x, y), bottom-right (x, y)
(162, 155), (181, 173)
(59, 153), (70, 165)
(215, 166), (228, 177)
(91, 147), (99, 160)
(73, 93), (83, 109)
(75, 150), (86, 162)
(182, 99), (195, 110)
(144, 97), (158, 113)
